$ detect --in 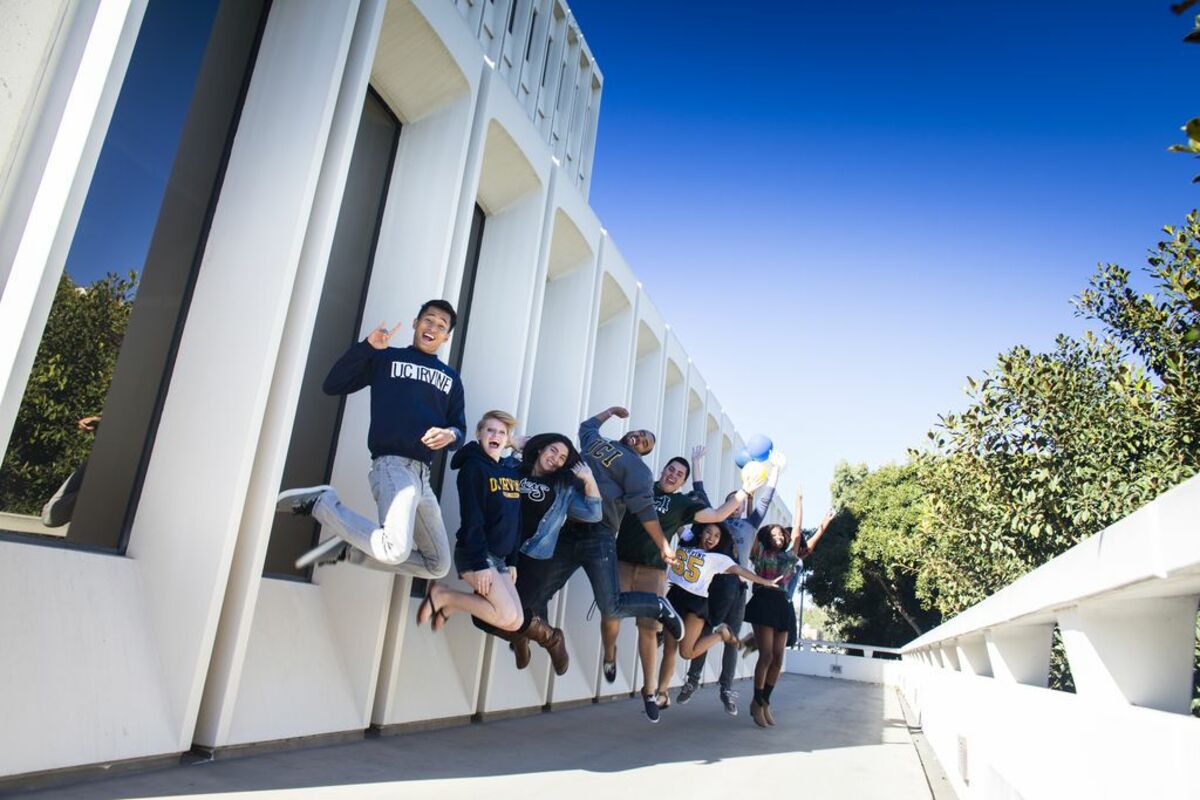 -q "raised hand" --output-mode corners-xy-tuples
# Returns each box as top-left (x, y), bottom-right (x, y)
(768, 450), (787, 471)
(571, 462), (595, 483)
(691, 444), (706, 461)
(367, 321), (402, 350)
(607, 405), (629, 419)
